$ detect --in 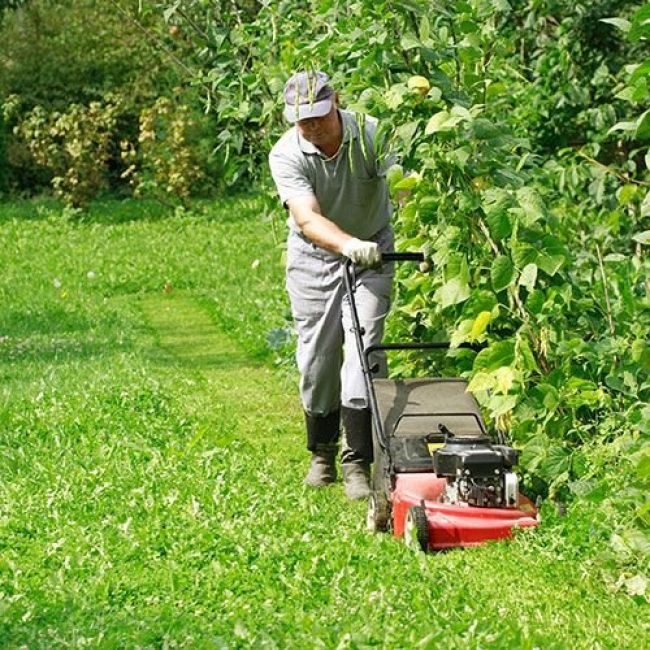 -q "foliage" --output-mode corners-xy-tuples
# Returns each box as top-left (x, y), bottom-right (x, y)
(502, 0), (645, 153)
(0, 197), (647, 645)
(13, 98), (119, 207)
(0, 0), (199, 195)
(121, 96), (207, 206)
